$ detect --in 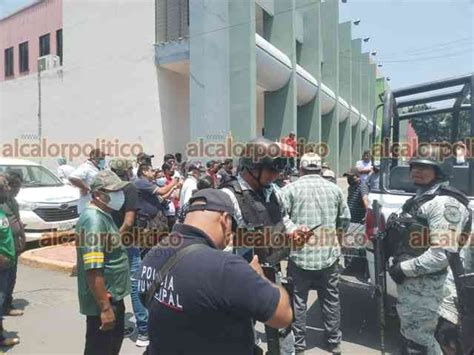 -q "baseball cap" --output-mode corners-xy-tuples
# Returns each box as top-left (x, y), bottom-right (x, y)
(300, 153), (322, 171)
(90, 170), (129, 192)
(187, 160), (203, 172)
(89, 149), (106, 159)
(322, 169), (336, 179)
(343, 167), (360, 177)
(109, 158), (133, 173)
(187, 189), (235, 215)
(137, 152), (154, 161)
